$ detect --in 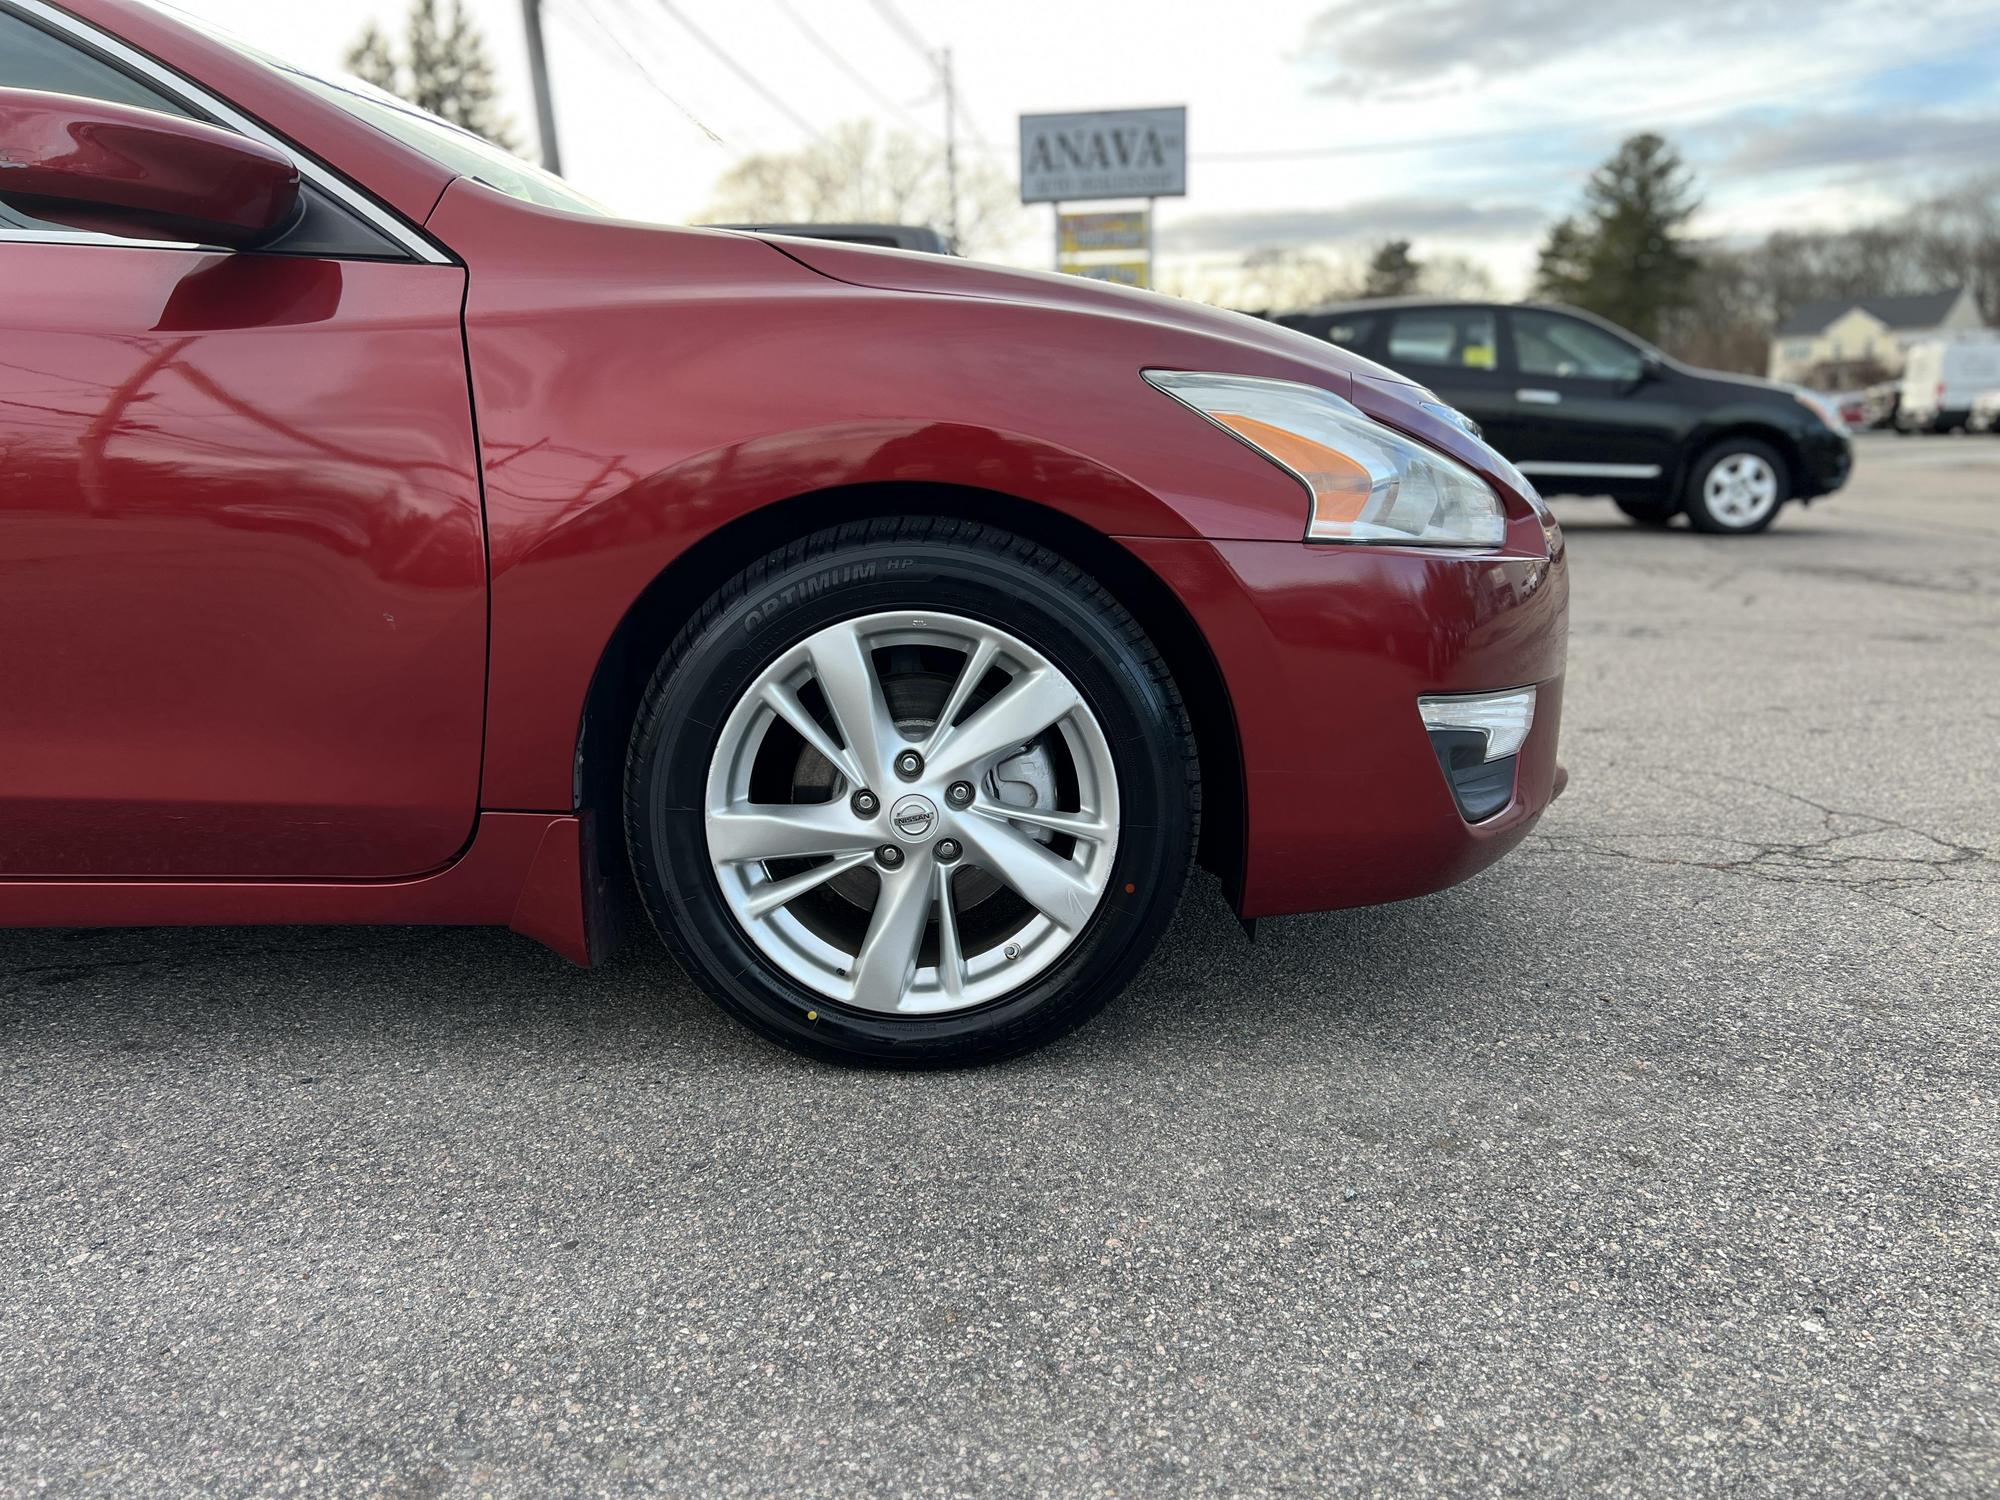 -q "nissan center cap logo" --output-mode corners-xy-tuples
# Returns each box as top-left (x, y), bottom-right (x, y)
(890, 794), (939, 843)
